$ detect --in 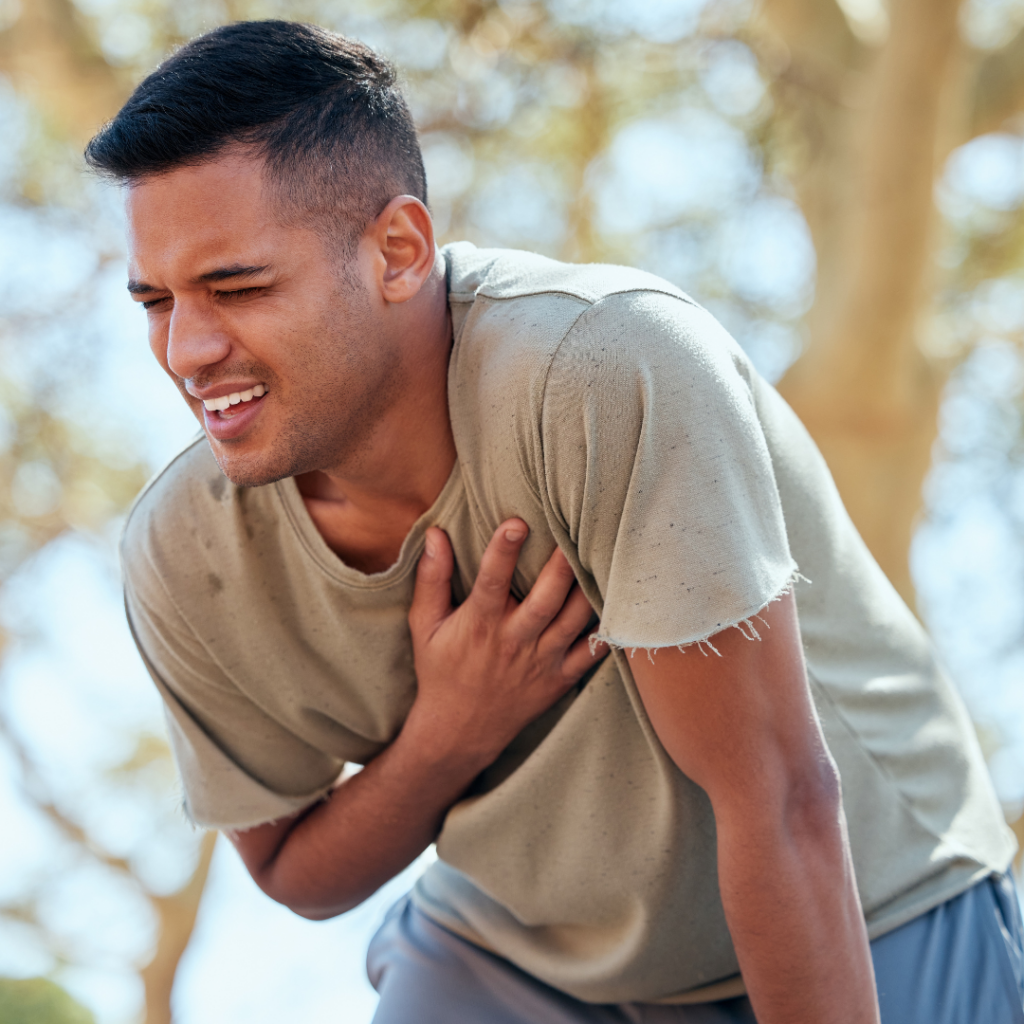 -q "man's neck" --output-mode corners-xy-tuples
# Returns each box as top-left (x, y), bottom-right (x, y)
(296, 268), (456, 574)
